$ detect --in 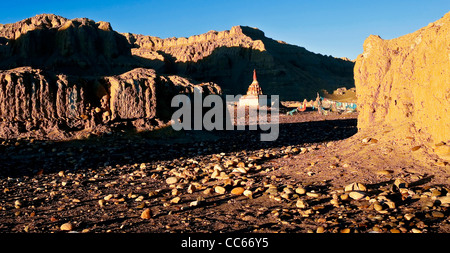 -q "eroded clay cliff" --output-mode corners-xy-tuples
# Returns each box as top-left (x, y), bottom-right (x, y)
(0, 67), (220, 139)
(354, 12), (450, 161)
(125, 25), (354, 100)
(0, 14), (138, 76)
(0, 14), (223, 139)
